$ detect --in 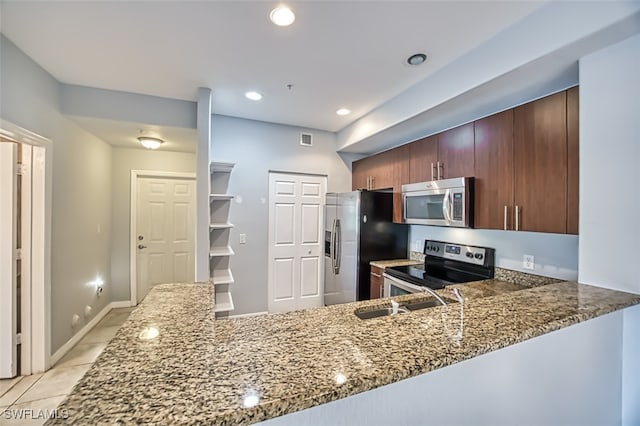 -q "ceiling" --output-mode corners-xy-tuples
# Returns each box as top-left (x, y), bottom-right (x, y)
(0, 0), (546, 134)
